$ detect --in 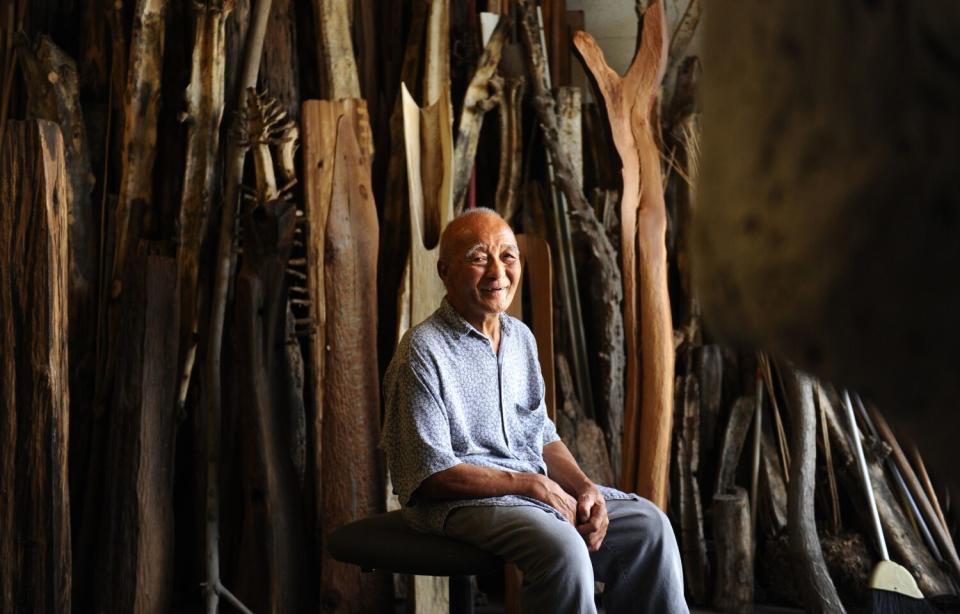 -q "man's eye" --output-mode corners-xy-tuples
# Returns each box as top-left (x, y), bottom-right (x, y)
(503, 254), (518, 262)
(470, 256), (487, 264)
